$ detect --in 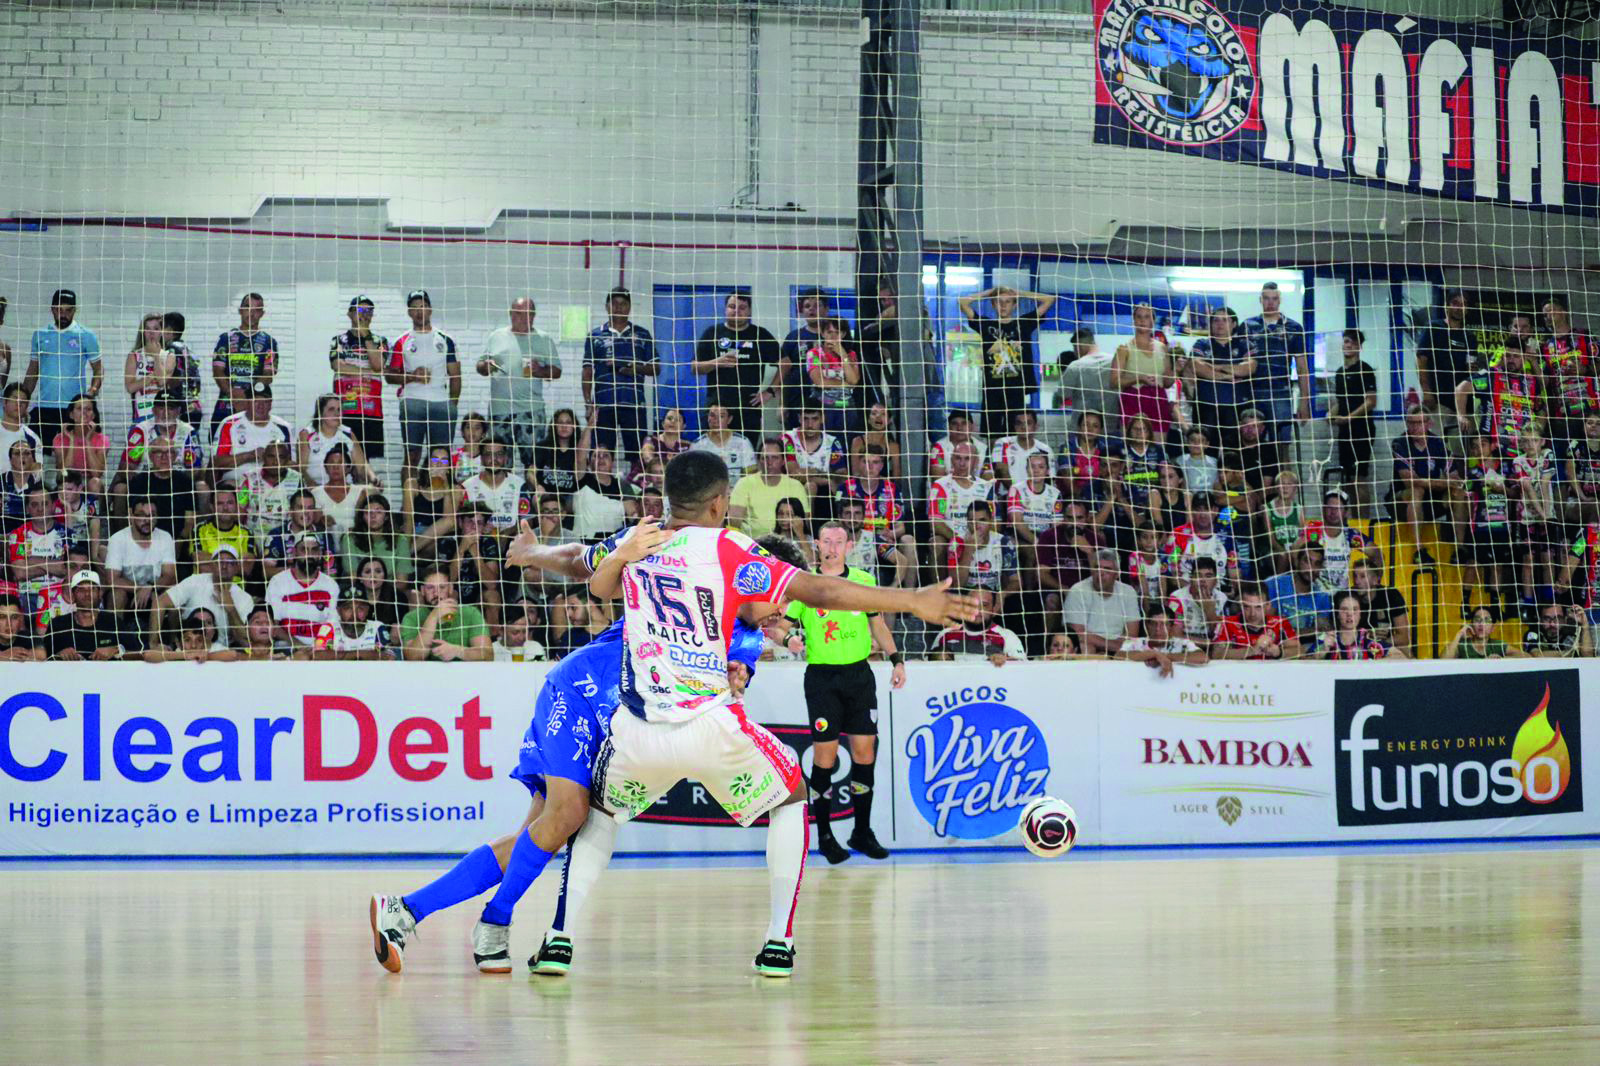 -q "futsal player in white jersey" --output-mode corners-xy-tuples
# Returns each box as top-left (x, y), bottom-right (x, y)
(585, 450), (977, 977)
